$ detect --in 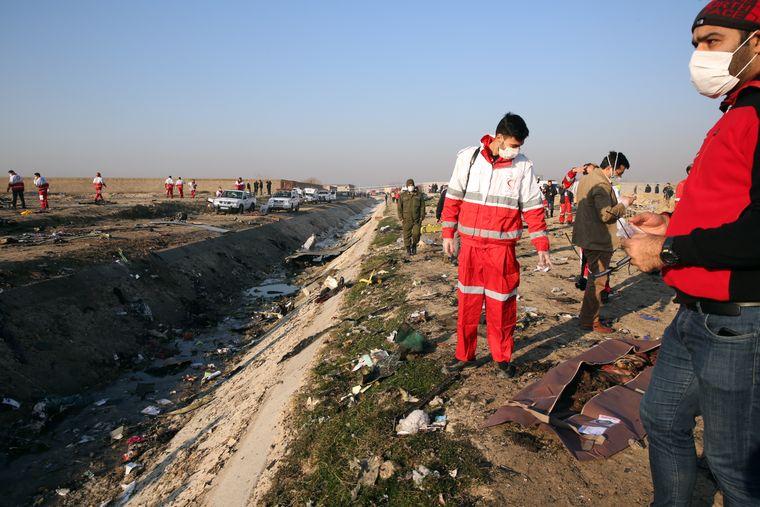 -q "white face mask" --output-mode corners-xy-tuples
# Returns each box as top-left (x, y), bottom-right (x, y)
(499, 146), (520, 160)
(689, 30), (758, 99)
(406, 185), (414, 191)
